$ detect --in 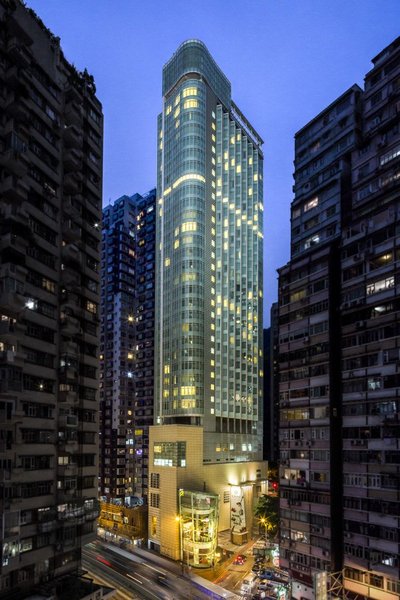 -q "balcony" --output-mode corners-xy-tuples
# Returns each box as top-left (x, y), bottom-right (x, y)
(37, 520), (58, 533)
(59, 389), (79, 405)
(4, 65), (20, 90)
(0, 199), (29, 224)
(3, 92), (30, 123)
(57, 488), (77, 504)
(60, 339), (79, 356)
(65, 102), (83, 127)
(58, 463), (78, 477)
(63, 147), (82, 173)
(0, 148), (29, 177)
(0, 322), (23, 346)
(58, 413), (78, 428)
(63, 198), (82, 224)
(63, 124), (82, 148)
(0, 233), (28, 258)
(0, 289), (25, 317)
(62, 219), (81, 243)
(0, 349), (19, 366)
(63, 171), (83, 195)
(58, 439), (79, 454)
(61, 268), (81, 290)
(0, 173), (29, 203)
(62, 242), (81, 265)
(7, 40), (31, 69)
